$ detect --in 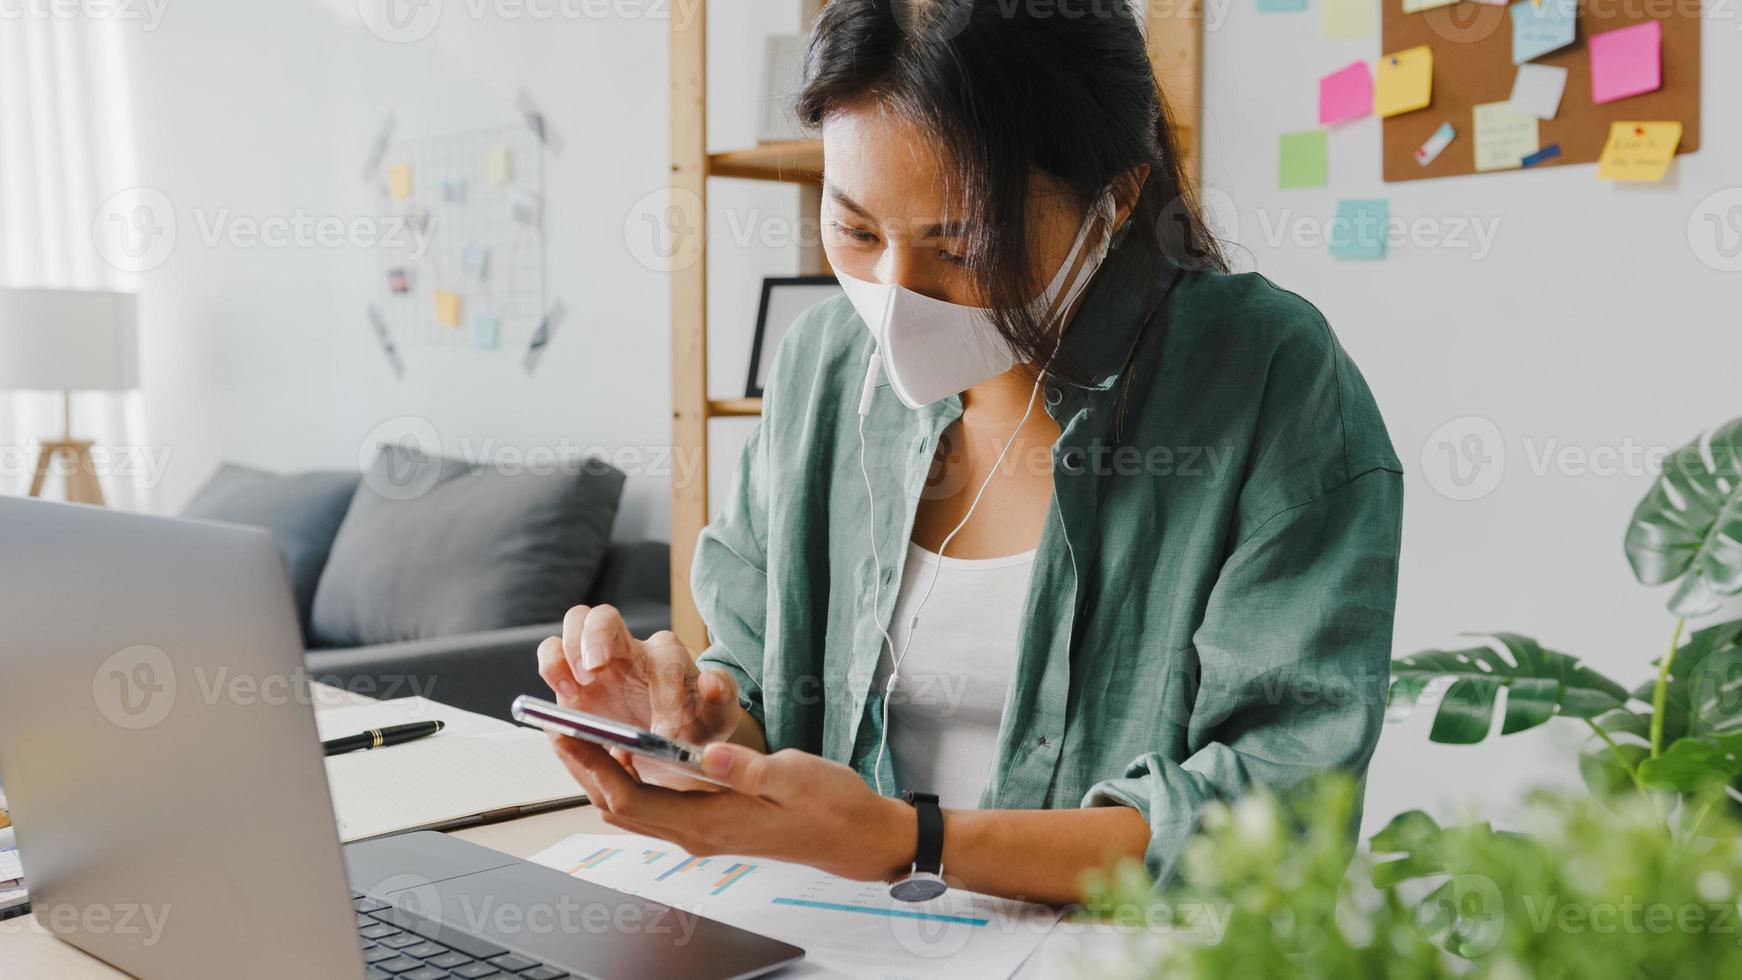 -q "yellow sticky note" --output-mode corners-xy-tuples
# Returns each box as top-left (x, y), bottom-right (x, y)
(487, 146), (513, 187)
(1376, 47), (1433, 118)
(1472, 101), (1539, 172)
(434, 289), (462, 329)
(1323, 0), (1373, 39)
(388, 163), (413, 201)
(1598, 122), (1683, 181)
